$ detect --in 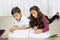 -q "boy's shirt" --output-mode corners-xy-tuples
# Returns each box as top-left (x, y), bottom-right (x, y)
(14, 16), (30, 27)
